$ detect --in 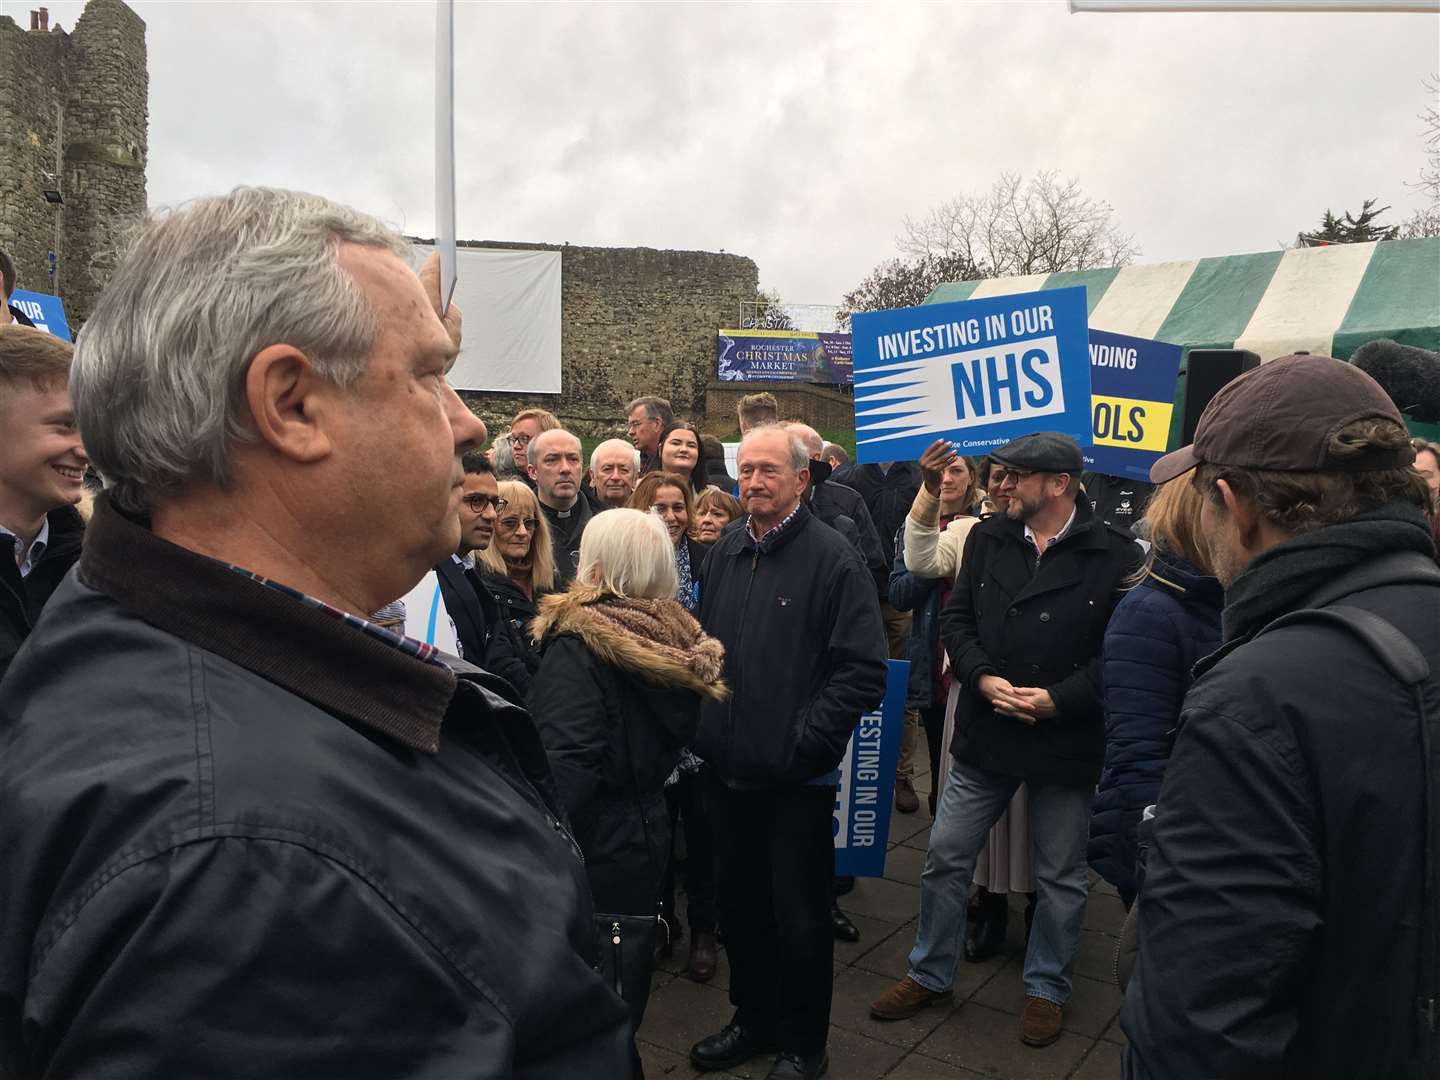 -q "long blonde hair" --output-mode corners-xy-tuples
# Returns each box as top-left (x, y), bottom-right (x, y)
(476, 480), (557, 593)
(1143, 477), (1212, 576)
